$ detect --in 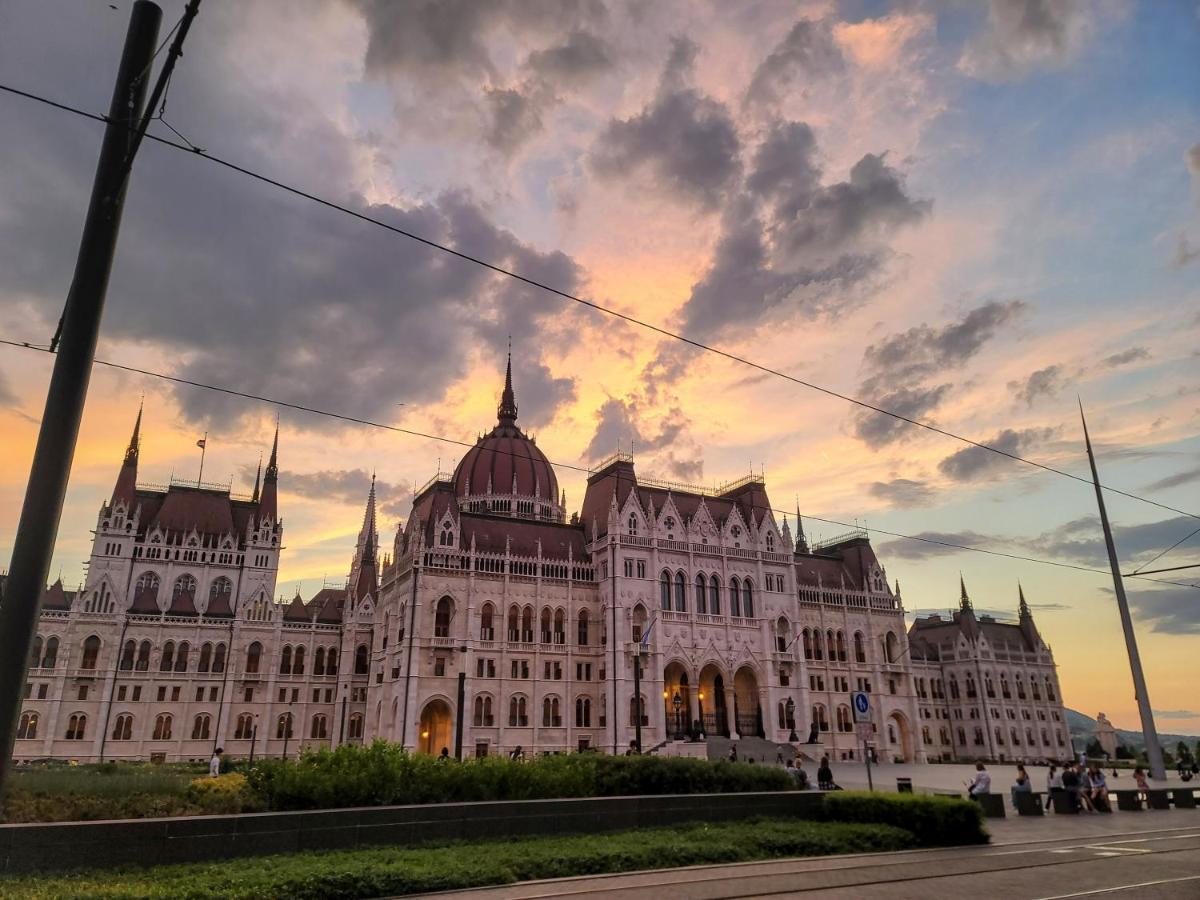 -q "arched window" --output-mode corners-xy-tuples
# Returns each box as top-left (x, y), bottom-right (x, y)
(324, 647), (336, 676)
(65, 713), (87, 740)
(812, 627), (823, 660)
(632, 604), (647, 643)
(540, 607), (552, 643)
(152, 713), (172, 740)
(812, 704), (828, 732)
(521, 606), (534, 642)
(134, 571), (160, 603)
(208, 577), (232, 610)
(1045, 678), (1056, 701)
(112, 713), (133, 741)
(1031, 680), (1042, 701)
(627, 514), (638, 535)
(742, 579), (753, 618)
(854, 632), (866, 663)
(293, 645), (305, 675)
(80, 635), (101, 670)
(695, 573), (708, 614)
(674, 571), (686, 612)
(575, 696), (592, 728)
(659, 570), (671, 611)
(279, 645), (293, 675)
(435, 597), (453, 638)
(577, 609), (589, 646)
(709, 576), (721, 615)
(197, 642), (213, 673)
(480, 603), (495, 641)
(192, 714), (211, 740)
(553, 608), (565, 644)
(17, 712), (38, 740)
(354, 644), (369, 675)
(802, 628), (813, 660)
(314, 647), (326, 676)
(246, 641), (263, 674)
(826, 629), (836, 660)
(29, 636), (42, 669)
(836, 631), (846, 662)
(474, 696), (485, 727)
(174, 641), (189, 672)
(234, 714), (254, 739)
(43, 636), (58, 668)
(136, 640), (151, 671)
(884, 631), (899, 664)
(630, 694), (647, 726)
(836, 705), (852, 732)
(508, 695), (528, 727)
(172, 574), (196, 602)
(348, 713), (364, 739)
(439, 525), (453, 546)
(310, 715), (328, 739)
(507, 605), (520, 641)
(120, 639), (136, 670)
(160, 641), (176, 672)
(542, 696), (562, 727)
(776, 617), (790, 653)
(729, 577), (742, 617)
(276, 713), (293, 739)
